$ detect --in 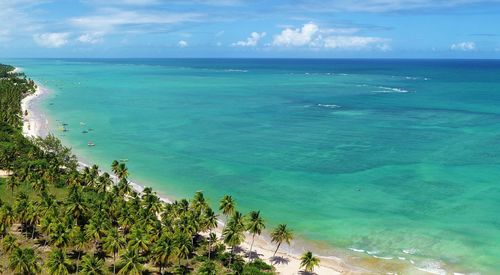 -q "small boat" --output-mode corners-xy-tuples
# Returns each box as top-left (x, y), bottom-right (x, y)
(119, 159), (128, 163)
(87, 141), (95, 147)
(58, 126), (67, 132)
